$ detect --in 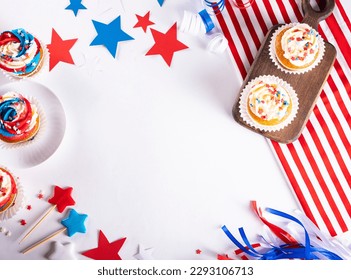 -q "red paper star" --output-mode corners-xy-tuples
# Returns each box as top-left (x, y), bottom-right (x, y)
(146, 23), (188, 66)
(48, 186), (75, 213)
(47, 28), (78, 71)
(133, 11), (155, 32)
(82, 230), (126, 260)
